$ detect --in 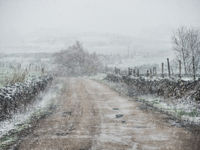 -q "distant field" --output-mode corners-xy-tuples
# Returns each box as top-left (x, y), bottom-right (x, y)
(0, 67), (13, 87)
(0, 65), (43, 87)
(0, 53), (52, 87)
